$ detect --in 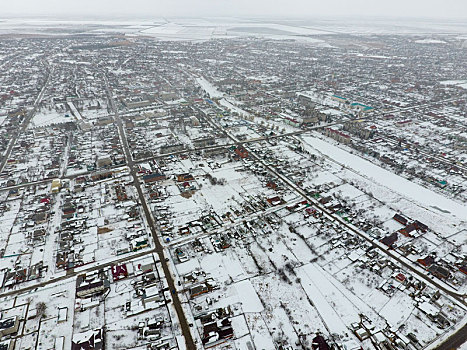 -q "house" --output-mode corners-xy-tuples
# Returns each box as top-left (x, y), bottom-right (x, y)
(190, 284), (210, 299)
(176, 173), (194, 182)
(417, 256), (435, 267)
(29, 261), (43, 279)
(40, 197), (51, 204)
(266, 196), (284, 206)
(204, 147), (227, 157)
(428, 265), (450, 280)
(111, 264), (128, 281)
(372, 332), (389, 347)
(15, 269), (27, 283)
(413, 220), (428, 233)
(130, 238), (148, 251)
(399, 223), (416, 237)
(96, 157), (112, 168)
(51, 178), (61, 193)
(160, 144), (185, 154)
(0, 316), (19, 337)
(175, 248), (188, 263)
(297, 93), (315, 107)
(234, 146), (249, 159)
(138, 263), (154, 274)
(0, 340), (15, 350)
(72, 328), (104, 350)
(396, 120), (413, 127)
(57, 307), (68, 323)
(96, 117), (113, 126)
(381, 232), (398, 247)
(393, 213), (408, 226)
(331, 95), (347, 104)
(193, 137), (215, 148)
(319, 196), (333, 205)
(190, 116), (200, 126)
(143, 173), (166, 183)
(62, 204), (76, 219)
(76, 176), (87, 184)
(54, 337), (65, 350)
(91, 172), (113, 182)
(266, 181), (278, 190)
(202, 319), (234, 347)
(312, 335), (330, 350)
(34, 212), (48, 225)
(325, 128), (351, 144)
(76, 273), (109, 298)
(142, 285), (164, 307)
(350, 102), (373, 112)
(354, 327), (370, 341)
(56, 252), (69, 270)
(395, 273), (406, 282)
